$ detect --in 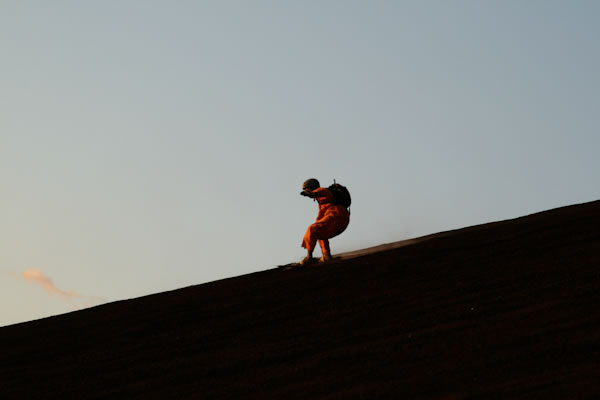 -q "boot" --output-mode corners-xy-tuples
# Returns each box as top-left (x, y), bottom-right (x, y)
(299, 255), (316, 266)
(319, 251), (333, 263)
